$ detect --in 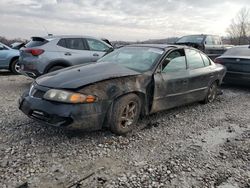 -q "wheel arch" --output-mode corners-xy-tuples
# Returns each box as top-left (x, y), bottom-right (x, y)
(44, 60), (71, 73)
(8, 56), (19, 69)
(112, 91), (148, 116)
